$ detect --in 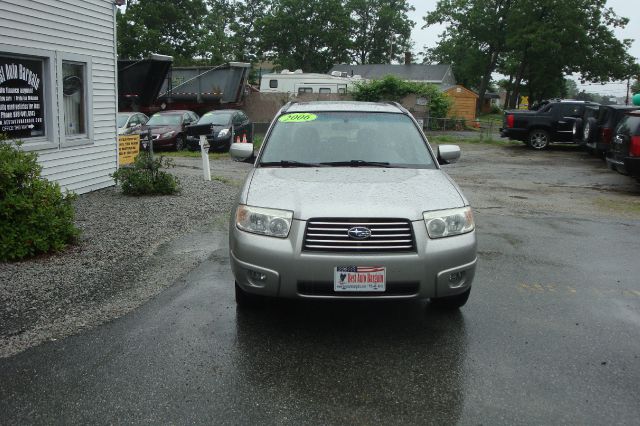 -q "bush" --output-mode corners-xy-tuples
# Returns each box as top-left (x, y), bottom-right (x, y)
(490, 104), (503, 114)
(112, 151), (180, 196)
(351, 75), (451, 118)
(0, 135), (79, 261)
